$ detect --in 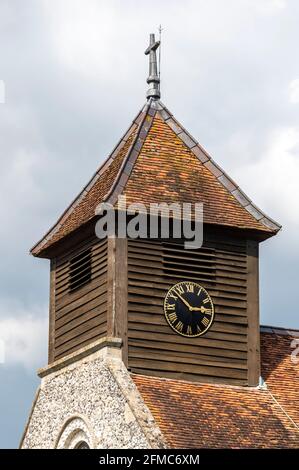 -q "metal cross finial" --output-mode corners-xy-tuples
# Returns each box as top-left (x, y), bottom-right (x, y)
(145, 33), (161, 100)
